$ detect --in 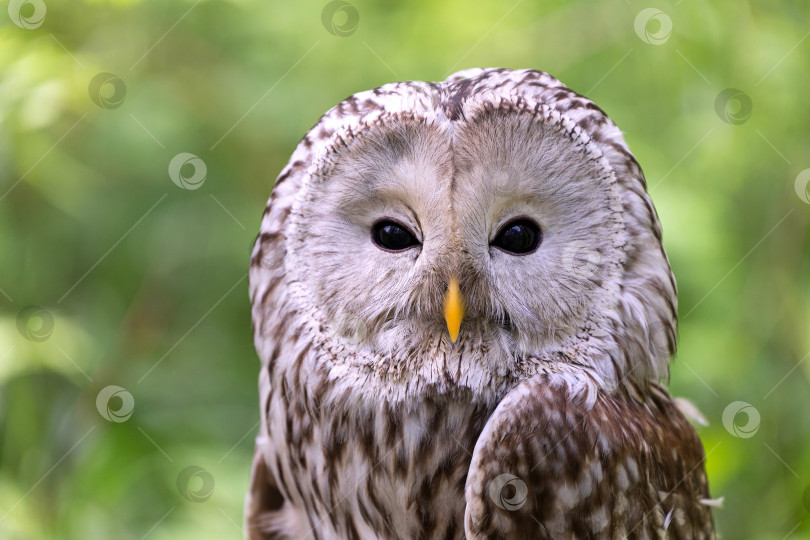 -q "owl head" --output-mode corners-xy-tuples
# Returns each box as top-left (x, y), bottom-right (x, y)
(250, 68), (676, 400)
